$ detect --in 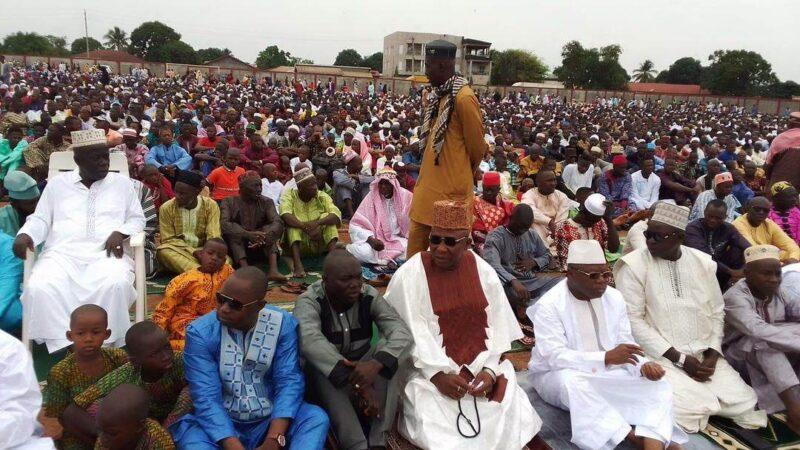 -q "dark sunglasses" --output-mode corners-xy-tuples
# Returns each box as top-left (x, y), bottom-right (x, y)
(429, 234), (470, 247)
(643, 230), (676, 243)
(573, 269), (613, 281)
(216, 292), (261, 311)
